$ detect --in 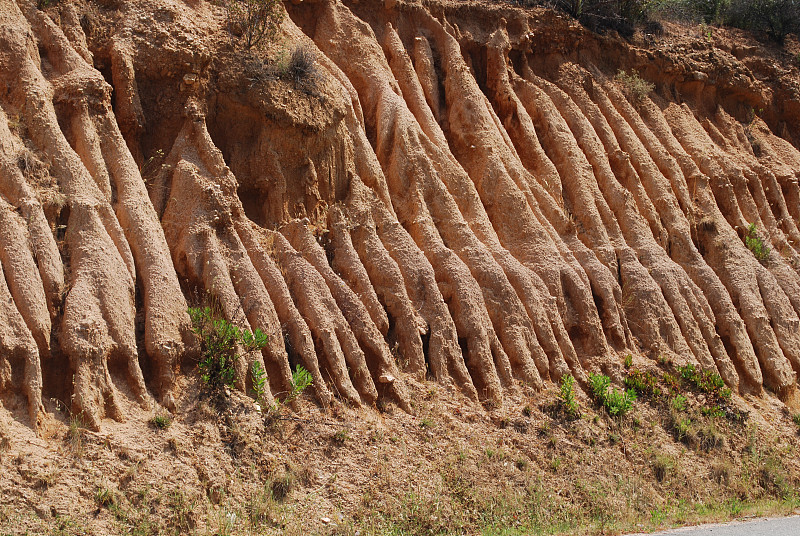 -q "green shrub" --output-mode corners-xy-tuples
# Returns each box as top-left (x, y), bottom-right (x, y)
(559, 374), (581, 419)
(550, 0), (650, 36)
(793, 413), (800, 432)
(225, 0), (284, 50)
(725, 0), (800, 42)
(188, 306), (268, 391)
(251, 361), (268, 405)
(678, 364), (731, 401)
(589, 373), (636, 417)
(625, 369), (663, 399)
(745, 222), (770, 265)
